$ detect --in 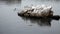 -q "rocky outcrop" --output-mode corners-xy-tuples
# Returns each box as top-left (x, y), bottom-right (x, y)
(18, 5), (53, 17)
